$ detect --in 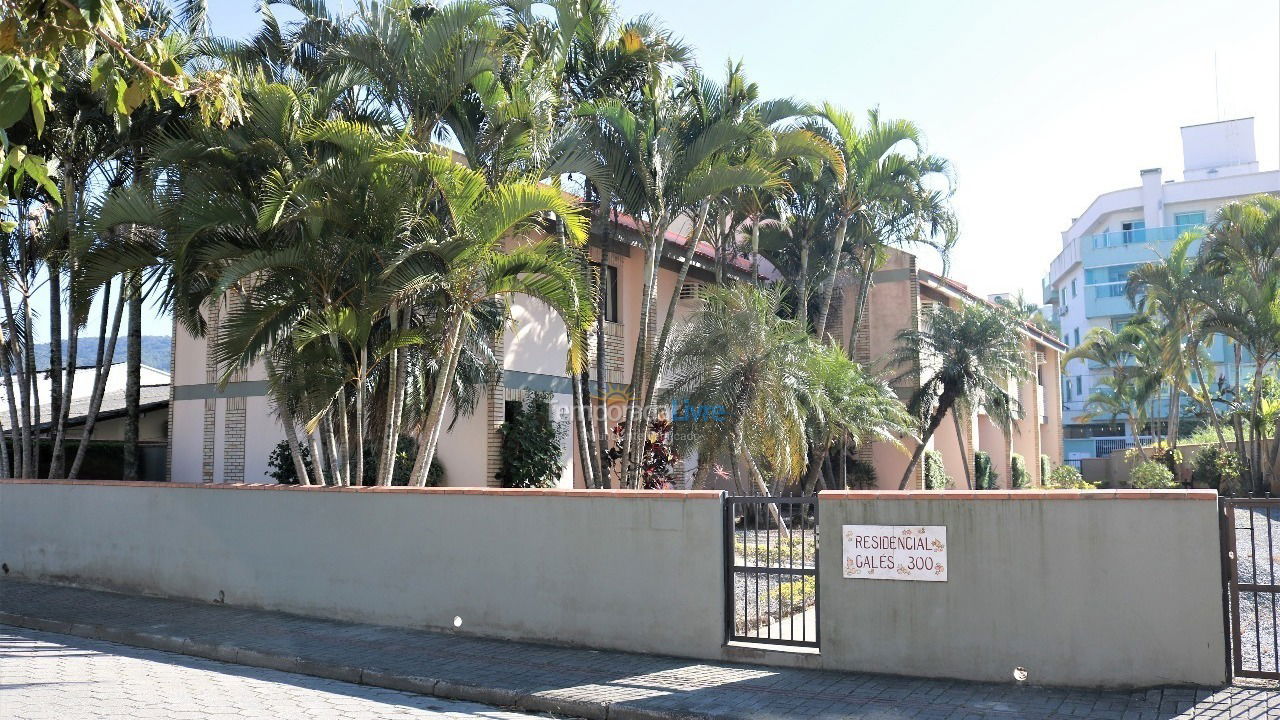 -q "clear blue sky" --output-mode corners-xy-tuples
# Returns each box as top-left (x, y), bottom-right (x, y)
(201, 0), (1279, 306)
